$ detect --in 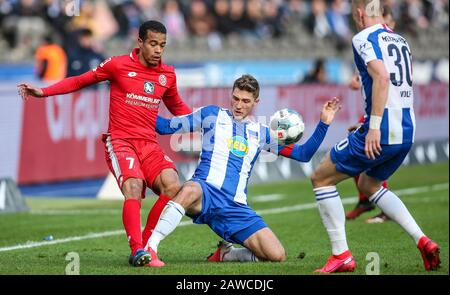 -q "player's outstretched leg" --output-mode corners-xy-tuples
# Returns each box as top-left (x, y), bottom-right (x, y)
(144, 200), (185, 267)
(142, 194), (171, 247)
(361, 174), (441, 271)
(207, 240), (258, 262)
(144, 181), (202, 267)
